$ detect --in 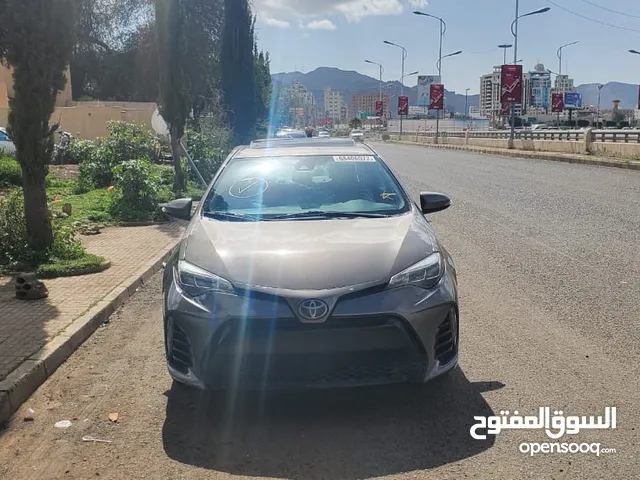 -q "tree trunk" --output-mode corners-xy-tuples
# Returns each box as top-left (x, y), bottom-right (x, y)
(22, 165), (54, 252)
(170, 125), (185, 195)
